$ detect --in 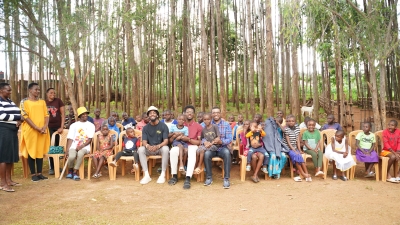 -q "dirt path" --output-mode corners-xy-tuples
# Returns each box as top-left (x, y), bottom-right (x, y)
(2, 162), (399, 225)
